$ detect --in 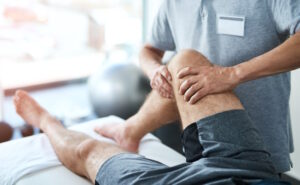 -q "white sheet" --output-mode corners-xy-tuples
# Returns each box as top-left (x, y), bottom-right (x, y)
(0, 116), (185, 185)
